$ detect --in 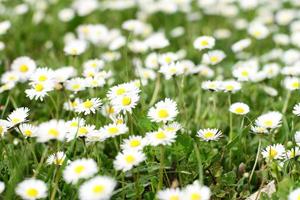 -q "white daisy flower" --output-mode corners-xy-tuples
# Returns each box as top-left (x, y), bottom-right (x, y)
(293, 103), (300, 116)
(100, 122), (128, 139)
(1, 71), (20, 84)
(30, 68), (55, 84)
(229, 102), (250, 115)
(248, 23), (269, 40)
(286, 147), (300, 160)
(220, 80), (242, 93)
(197, 128), (222, 141)
(64, 78), (87, 92)
(201, 80), (222, 91)
(255, 111), (282, 129)
(295, 131), (300, 145)
(64, 39), (87, 56)
(121, 135), (147, 151)
(159, 62), (184, 80)
(231, 38), (251, 53)
(146, 128), (177, 146)
(158, 52), (178, 66)
(7, 107), (29, 127)
(157, 188), (183, 200)
(261, 144), (285, 161)
(54, 66), (77, 83)
(251, 126), (268, 134)
(113, 150), (146, 172)
(19, 123), (37, 138)
(148, 98), (178, 123)
(202, 50), (226, 65)
(76, 98), (102, 115)
(11, 56), (36, 81)
(107, 82), (140, 101)
(36, 119), (67, 143)
(111, 93), (140, 113)
(193, 36), (215, 50)
(289, 188), (300, 200)
(0, 181), (4, 194)
(78, 176), (117, 200)
(0, 120), (10, 137)
(15, 178), (48, 200)
(284, 77), (300, 91)
(183, 181), (211, 200)
(63, 98), (82, 111)
(63, 158), (98, 184)
(46, 151), (67, 165)
(25, 81), (54, 101)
